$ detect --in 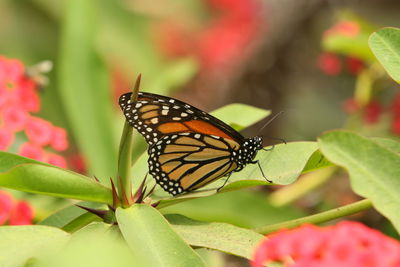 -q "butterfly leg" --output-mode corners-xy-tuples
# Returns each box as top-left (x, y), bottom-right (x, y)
(216, 173), (233, 192)
(252, 160), (273, 183)
(262, 144), (275, 152)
